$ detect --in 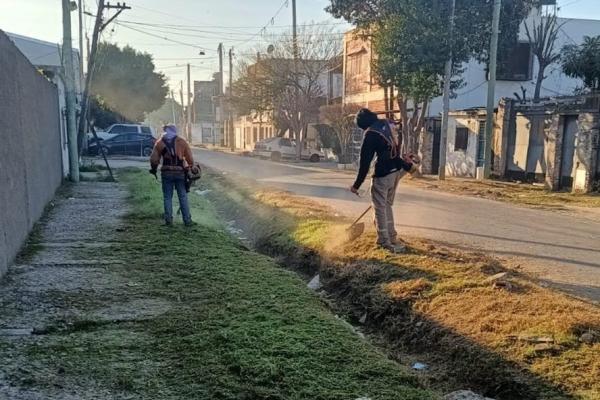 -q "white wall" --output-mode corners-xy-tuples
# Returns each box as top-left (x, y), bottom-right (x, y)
(446, 116), (480, 177)
(428, 16), (600, 117)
